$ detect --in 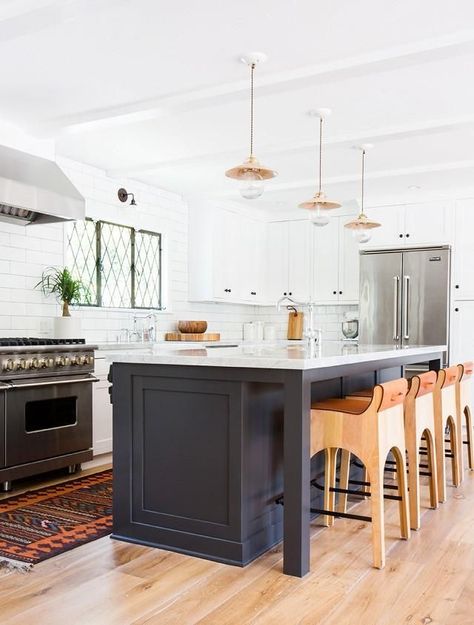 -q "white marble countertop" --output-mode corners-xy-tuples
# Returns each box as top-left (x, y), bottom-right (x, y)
(106, 341), (446, 370)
